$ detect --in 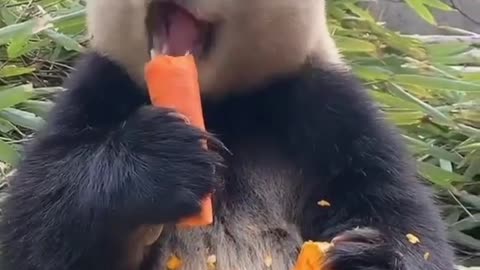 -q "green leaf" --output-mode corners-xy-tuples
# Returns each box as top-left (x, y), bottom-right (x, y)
(6, 34), (31, 59)
(0, 84), (35, 110)
(0, 119), (15, 133)
(53, 11), (87, 34)
(0, 108), (46, 131)
(451, 211), (480, 232)
(423, 0), (453, 11)
(343, 2), (376, 22)
(403, 135), (464, 164)
(385, 111), (425, 126)
(454, 190), (480, 210)
(392, 75), (480, 92)
(0, 16), (52, 46)
(335, 36), (377, 53)
(20, 100), (54, 118)
(449, 230), (480, 251)
(370, 91), (420, 110)
(426, 43), (472, 57)
(388, 83), (455, 126)
(0, 65), (36, 78)
(1, 7), (17, 25)
(0, 140), (19, 165)
(418, 162), (464, 187)
(352, 65), (393, 81)
(462, 72), (480, 82)
(44, 29), (84, 52)
(405, 0), (437, 25)
(456, 143), (480, 153)
(50, 9), (86, 25)
(463, 150), (480, 180)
